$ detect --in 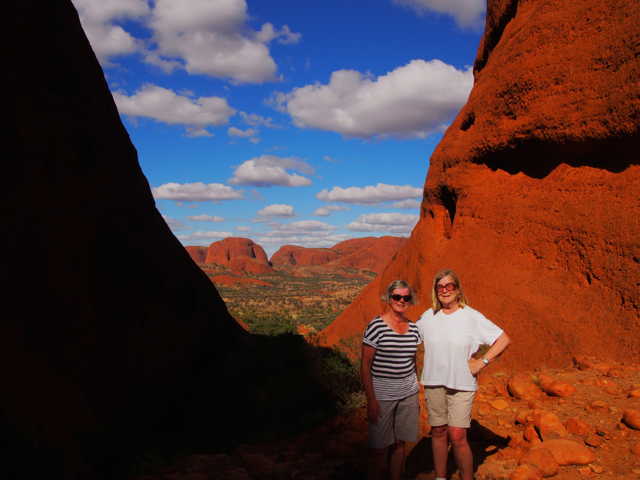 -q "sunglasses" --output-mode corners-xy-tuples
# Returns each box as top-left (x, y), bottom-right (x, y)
(436, 282), (456, 293)
(390, 294), (412, 302)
